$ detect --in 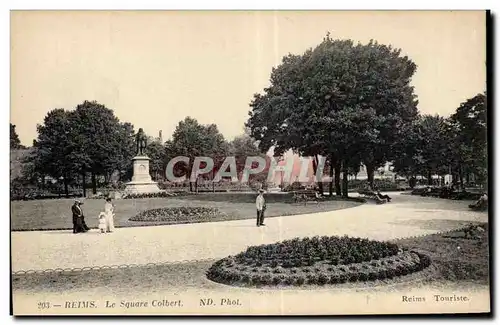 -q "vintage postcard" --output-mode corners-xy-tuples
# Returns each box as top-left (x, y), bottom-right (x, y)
(10, 10), (490, 316)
